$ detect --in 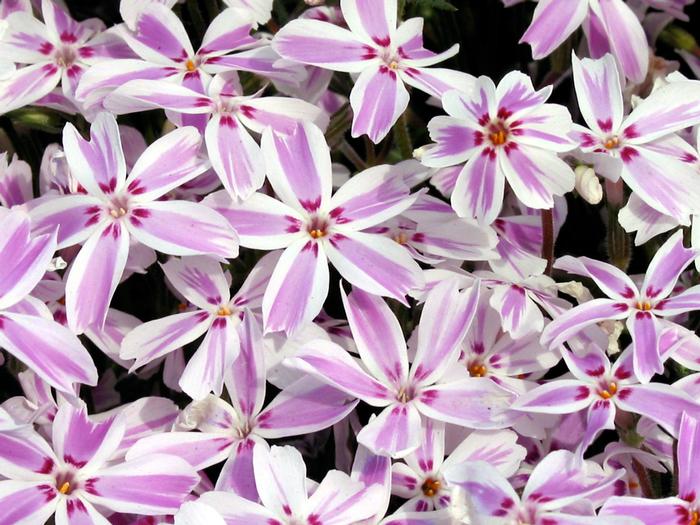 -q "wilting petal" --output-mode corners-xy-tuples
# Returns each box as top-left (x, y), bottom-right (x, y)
(642, 230), (698, 302)
(285, 339), (393, 406)
(451, 149), (504, 225)
(255, 378), (358, 438)
(0, 312), (98, 394)
(444, 462), (519, 522)
(541, 298), (630, 349)
(120, 310), (212, 369)
(416, 378), (516, 429)
(65, 222), (130, 334)
(0, 481), (58, 525)
(619, 146), (700, 222)
(341, 286), (408, 389)
(162, 256), (229, 311)
(412, 280), (480, 386)
(622, 80), (700, 143)
(571, 53), (623, 134)
(595, 0), (648, 83)
(272, 19), (373, 73)
(126, 127), (208, 202)
(351, 66), (410, 144)
(616, 384), (700, 437)
(499, 144), (575, 210)
(490, 284), (542, 339)
(511, 380), (593, 414)
(83, 454), (198, 515)
(601, 496), (688, 525)
(63, 112), (126, 197)
(29, 194), (104, 249)
(262, 239), (329, 335)
(261, 122), (332, 213)
(520, 0), (589, 59)
(206, 113), (265, 200)
(0, 61), (61, 115)
(325, 231), (424, 302)
(179, 315), (241, 399)
(554, 255), (639, 300)
(357, 403), (422, 458)
(329, 165), (413, 231)
(342, 0), (396, 45)
(52, 403), (124, 473)
(626, 312), (662, 383)
(127, 200), (238, 258)
(204, 190), (303, 250)
(226, 315), (265, 417)
(116, 3), (193, 64)
(422, 116), (480, 168)
(127, 432), (233, 471)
